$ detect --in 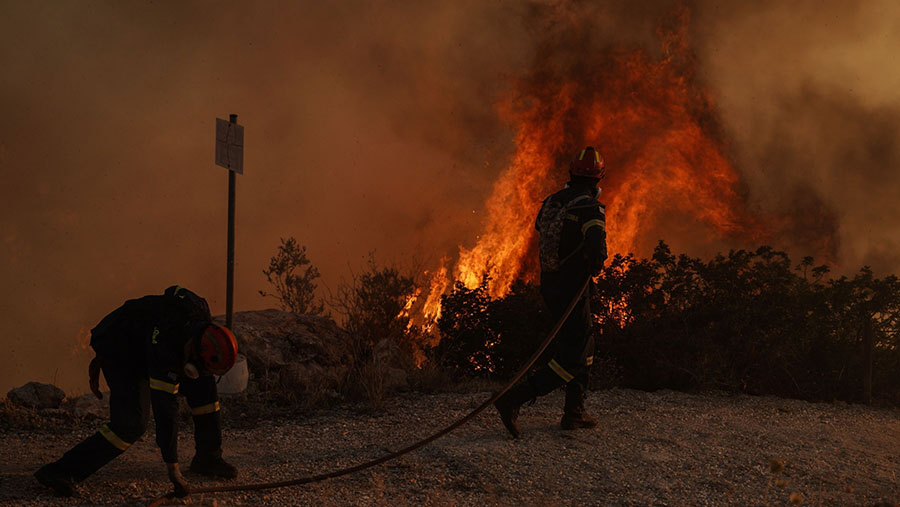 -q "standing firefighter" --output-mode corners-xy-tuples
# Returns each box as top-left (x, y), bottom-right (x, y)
(495, 146), (608, 438)
(34, 286), (239, 497)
